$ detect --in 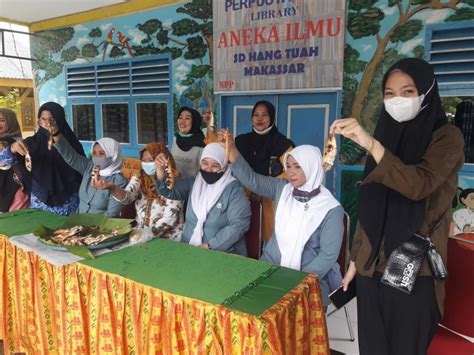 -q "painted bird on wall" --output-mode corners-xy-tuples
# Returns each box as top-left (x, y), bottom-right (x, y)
(117, 31), (135, 57)
(102, 27), (116, 61)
